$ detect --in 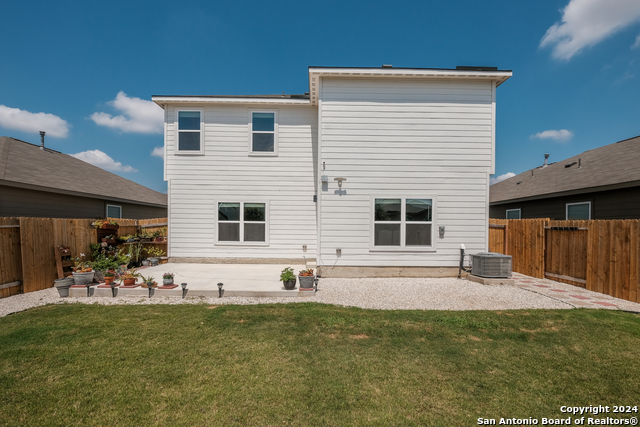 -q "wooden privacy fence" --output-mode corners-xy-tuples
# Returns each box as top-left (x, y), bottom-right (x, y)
(489, 219), (640, 303)
(0, 217), (167, 298)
